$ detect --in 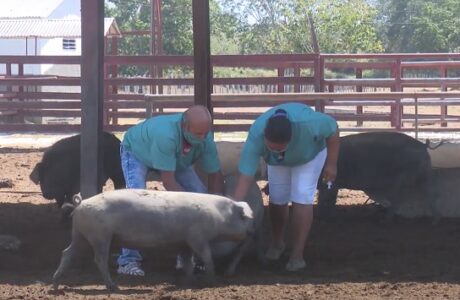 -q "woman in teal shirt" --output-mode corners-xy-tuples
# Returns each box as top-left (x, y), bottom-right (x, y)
(233, 102), (340, 272)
